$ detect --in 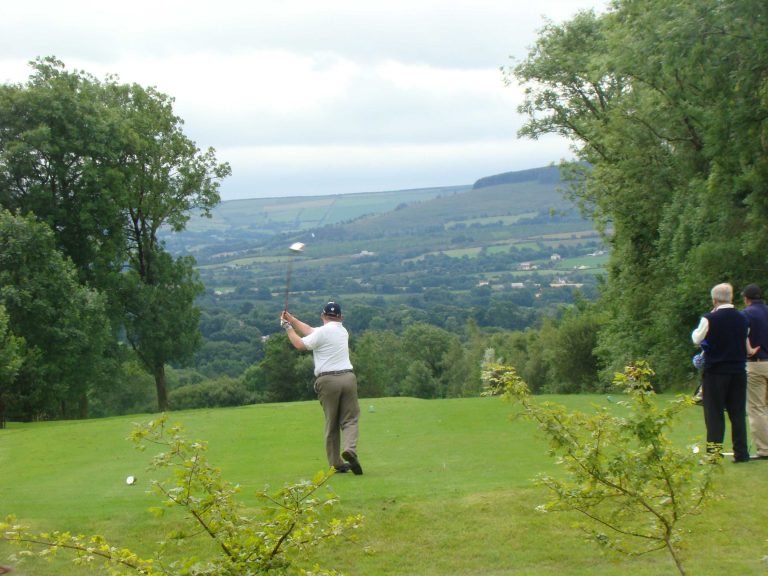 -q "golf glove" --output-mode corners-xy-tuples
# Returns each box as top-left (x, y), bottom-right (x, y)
(280, 318), (293, 331)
